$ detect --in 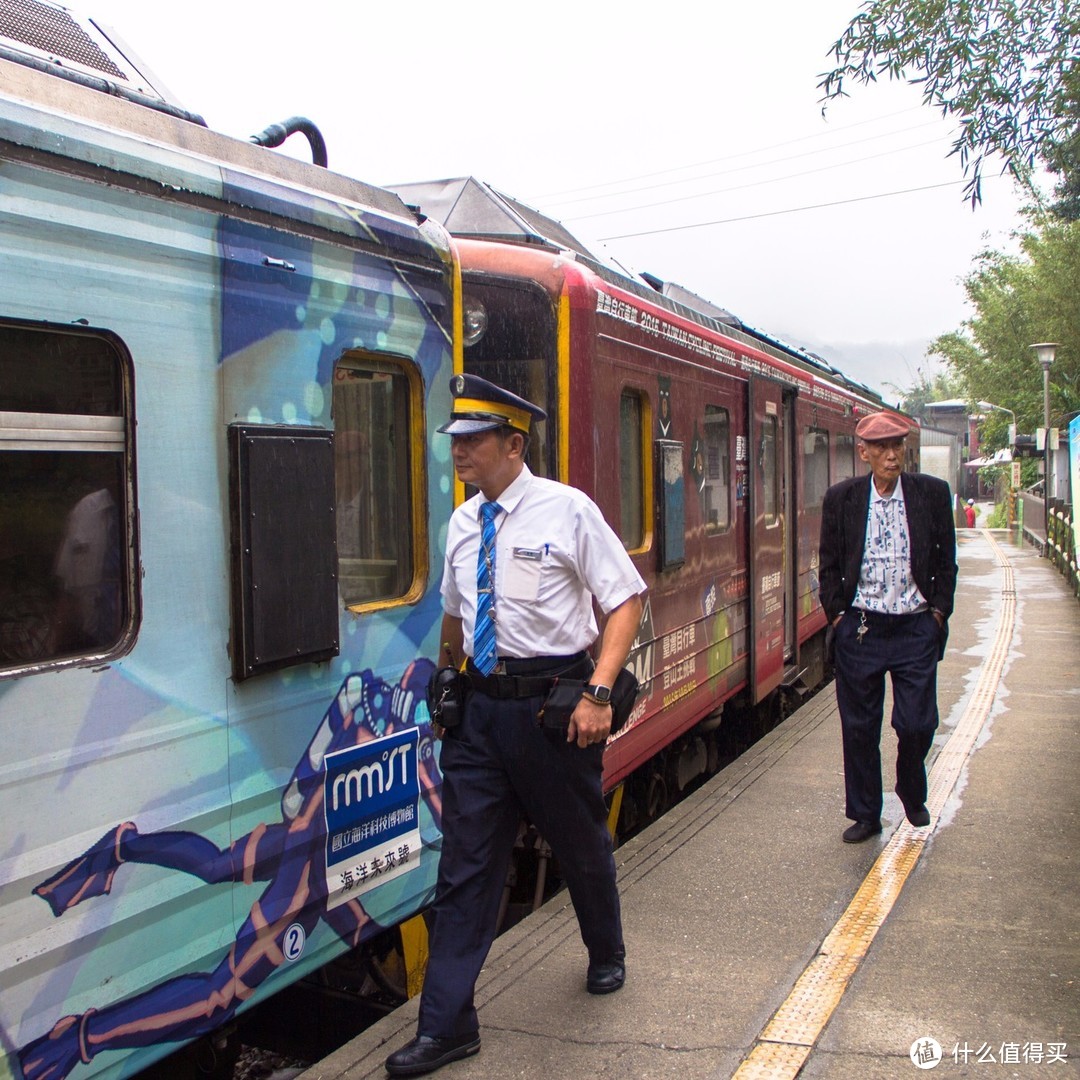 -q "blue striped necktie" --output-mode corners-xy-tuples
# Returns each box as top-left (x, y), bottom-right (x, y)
(474, 501), (501, 675)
